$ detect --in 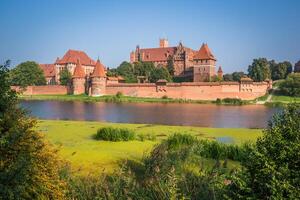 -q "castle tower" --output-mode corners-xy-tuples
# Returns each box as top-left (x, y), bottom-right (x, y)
(72, 59), (86, 95)
(90, 59), (106, 96)
(193, 43), (216, 82)
(159, 38), (169, 48)
(217, 66), (223, 80)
